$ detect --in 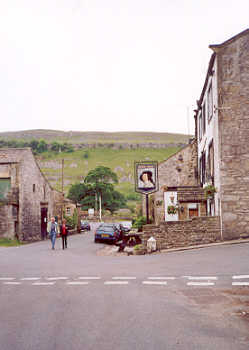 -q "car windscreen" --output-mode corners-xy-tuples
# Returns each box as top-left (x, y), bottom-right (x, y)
(97, 227), (114, 233)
